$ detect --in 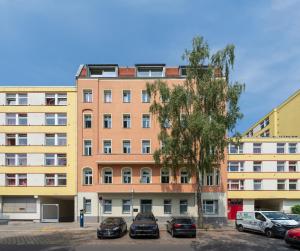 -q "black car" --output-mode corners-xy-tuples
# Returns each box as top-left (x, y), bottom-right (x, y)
(97, 217), (127, 239)
(167, 217), (196, 237)
(129, 212), (159, 238)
